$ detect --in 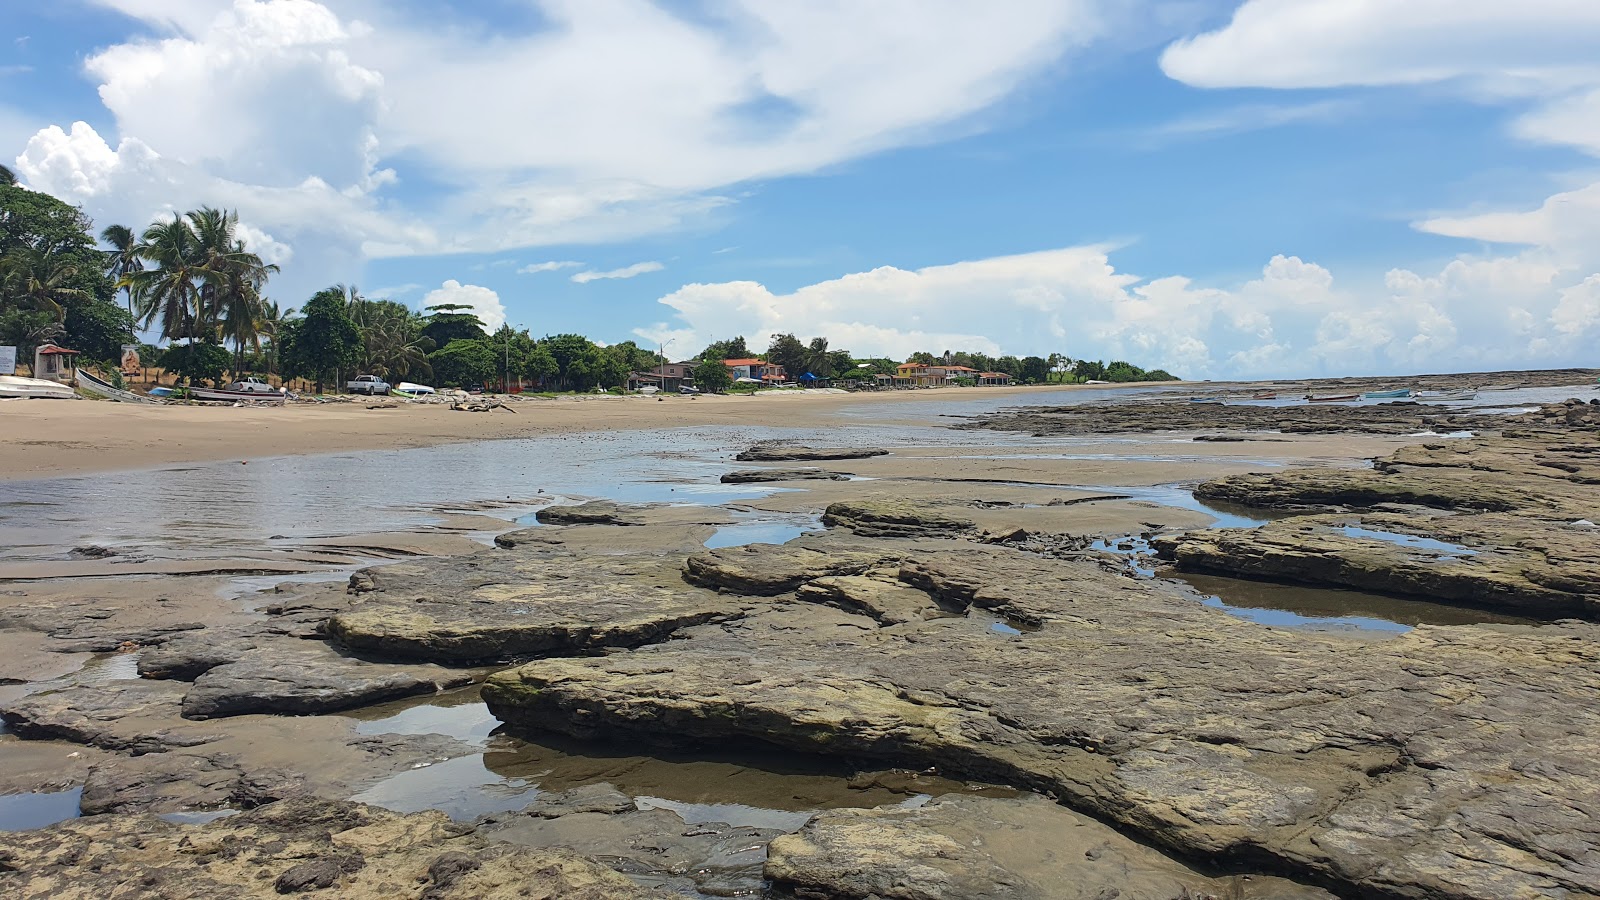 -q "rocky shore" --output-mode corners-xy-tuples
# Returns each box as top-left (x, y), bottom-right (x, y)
(4, 389), (1599, 899)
